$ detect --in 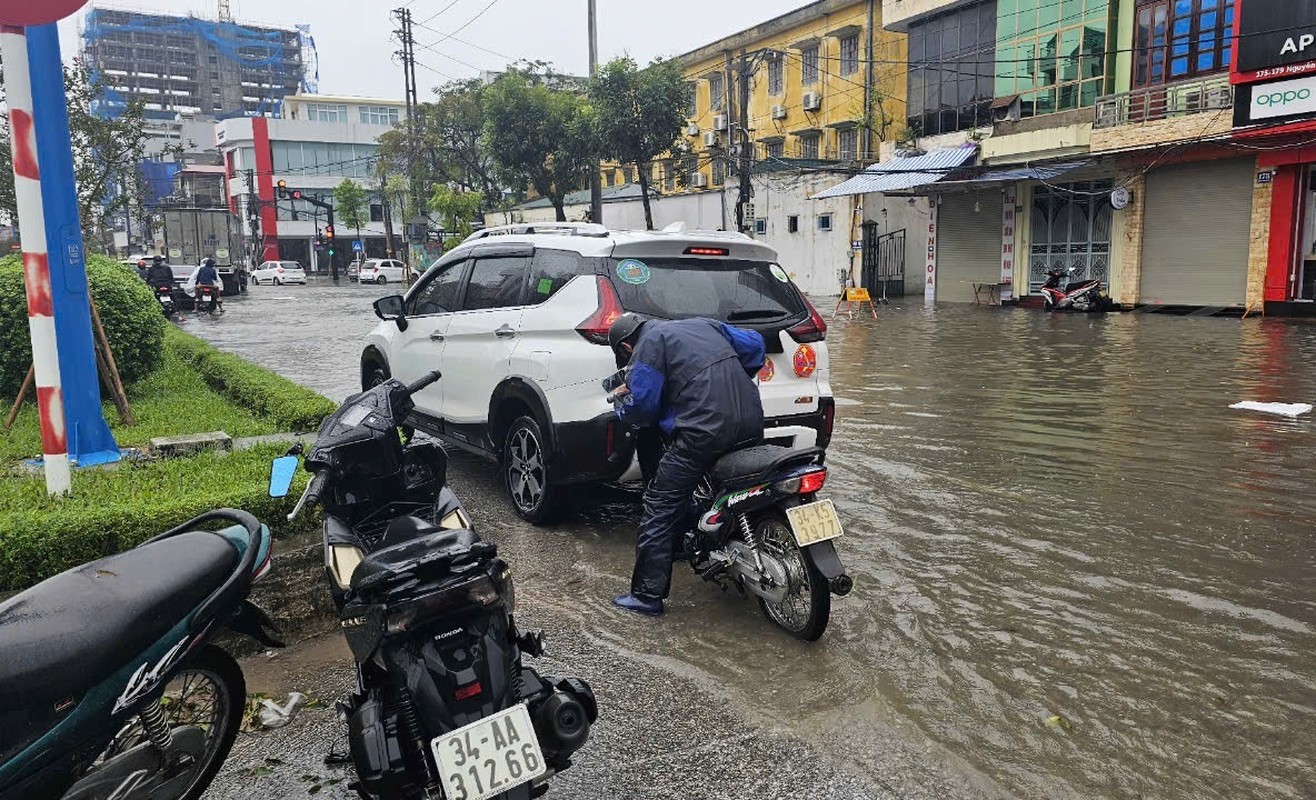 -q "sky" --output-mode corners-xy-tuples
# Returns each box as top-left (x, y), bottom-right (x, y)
(58, 0), (807, 99)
